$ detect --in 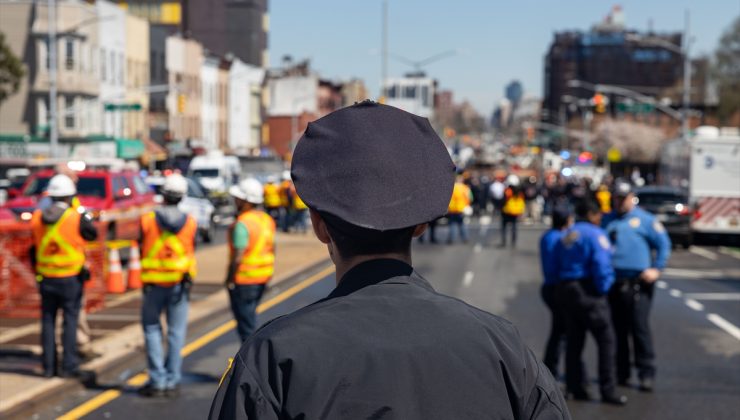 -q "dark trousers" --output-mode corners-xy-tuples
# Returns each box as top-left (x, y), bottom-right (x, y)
(541, 284), (566, 378)
(609, 277), (656, 381)
(418, 218), (439, 243)
(501, 214), (518, 245)
(40, 278), (82, 374)
(228, 284), (266, 342)
(562, 281), (617, 396)
(446, 214), (468, 243)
